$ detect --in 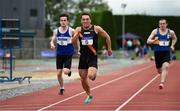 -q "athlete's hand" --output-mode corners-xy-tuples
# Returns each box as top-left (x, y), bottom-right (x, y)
(77, 51), (81, 57)
(79, 31), (83, 38)
(171, 45), (175, 51)
(50, 43), (55, 50)
(152, 37), (159, 44)
(74, 30), (82, 38)
(107, 50), (112, 56)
